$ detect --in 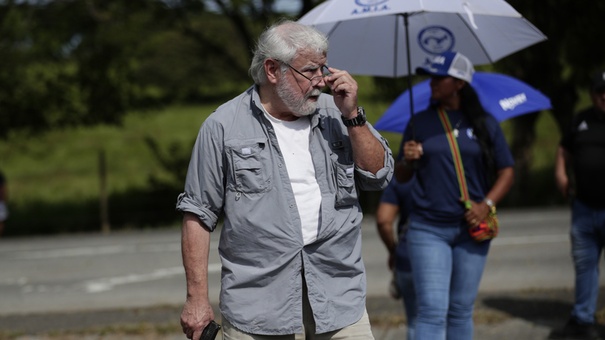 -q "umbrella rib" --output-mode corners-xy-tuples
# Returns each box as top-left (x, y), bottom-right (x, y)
(326, 20), (342, 38)
(455, 13), (494, 63)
